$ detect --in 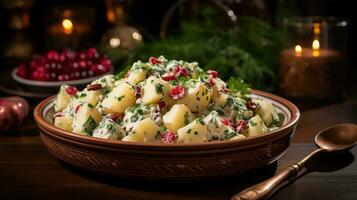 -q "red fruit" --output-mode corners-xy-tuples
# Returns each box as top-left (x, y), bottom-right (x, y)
(208, 77), (216, 86)
(173, 65), (188, 77)
(86, 48), (99, 59)
(246, 100), (257, 110)
(81, 71), (88, 78)
(221, 118), (231, 126)
(46, 50), (59, 61)
(16, 64), (28, 78)
(79, 60), (87, 69)
(100, 58), (112, 69)
(61, 49), (76, 60)
(234, 120), (247, 133)
(70, 72), (81, 80)
(208, 70), (219, 78)
(170, 85), (185, 100)
(30, 68), (50, 81)
(149, 56), (161, 64)
(66, 86), (78, 96)
(158, 101), (166, 111)
(90, 64), (106, 76)
(78, 52), (86, 60)
(161, 73), (176, 81)
(161, 130), (177, 143)
(135, 86), (141, 99)
(58, 74), (70, 81)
